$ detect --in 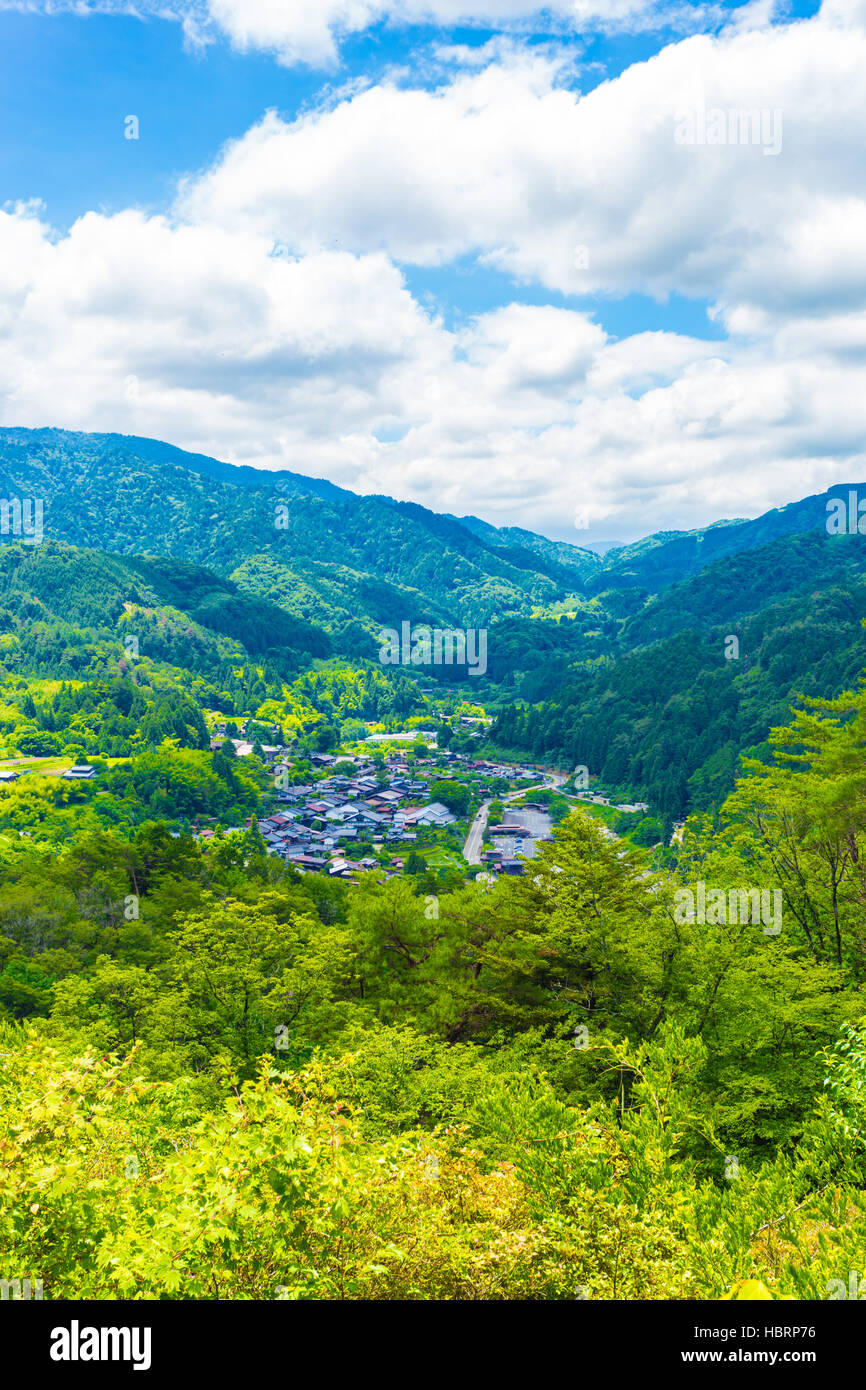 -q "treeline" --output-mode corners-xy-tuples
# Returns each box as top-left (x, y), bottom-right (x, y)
(9, 679), (210, 758)
(0, 541), (331, 682)
(493, 586), (866, 816)
(2, 676), (866, 1297)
